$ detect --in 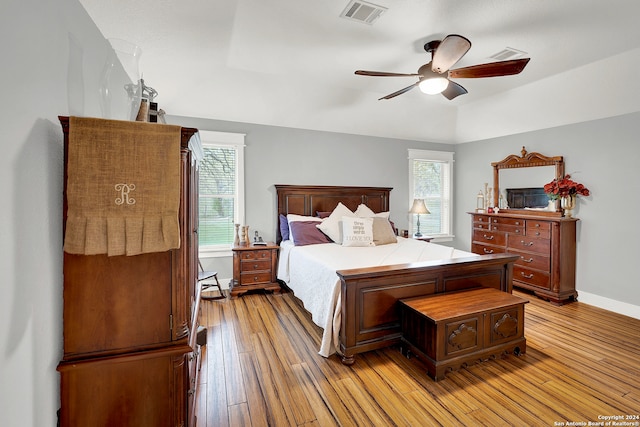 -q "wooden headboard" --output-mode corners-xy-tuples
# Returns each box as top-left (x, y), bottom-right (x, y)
(275, 185), (392, 243)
